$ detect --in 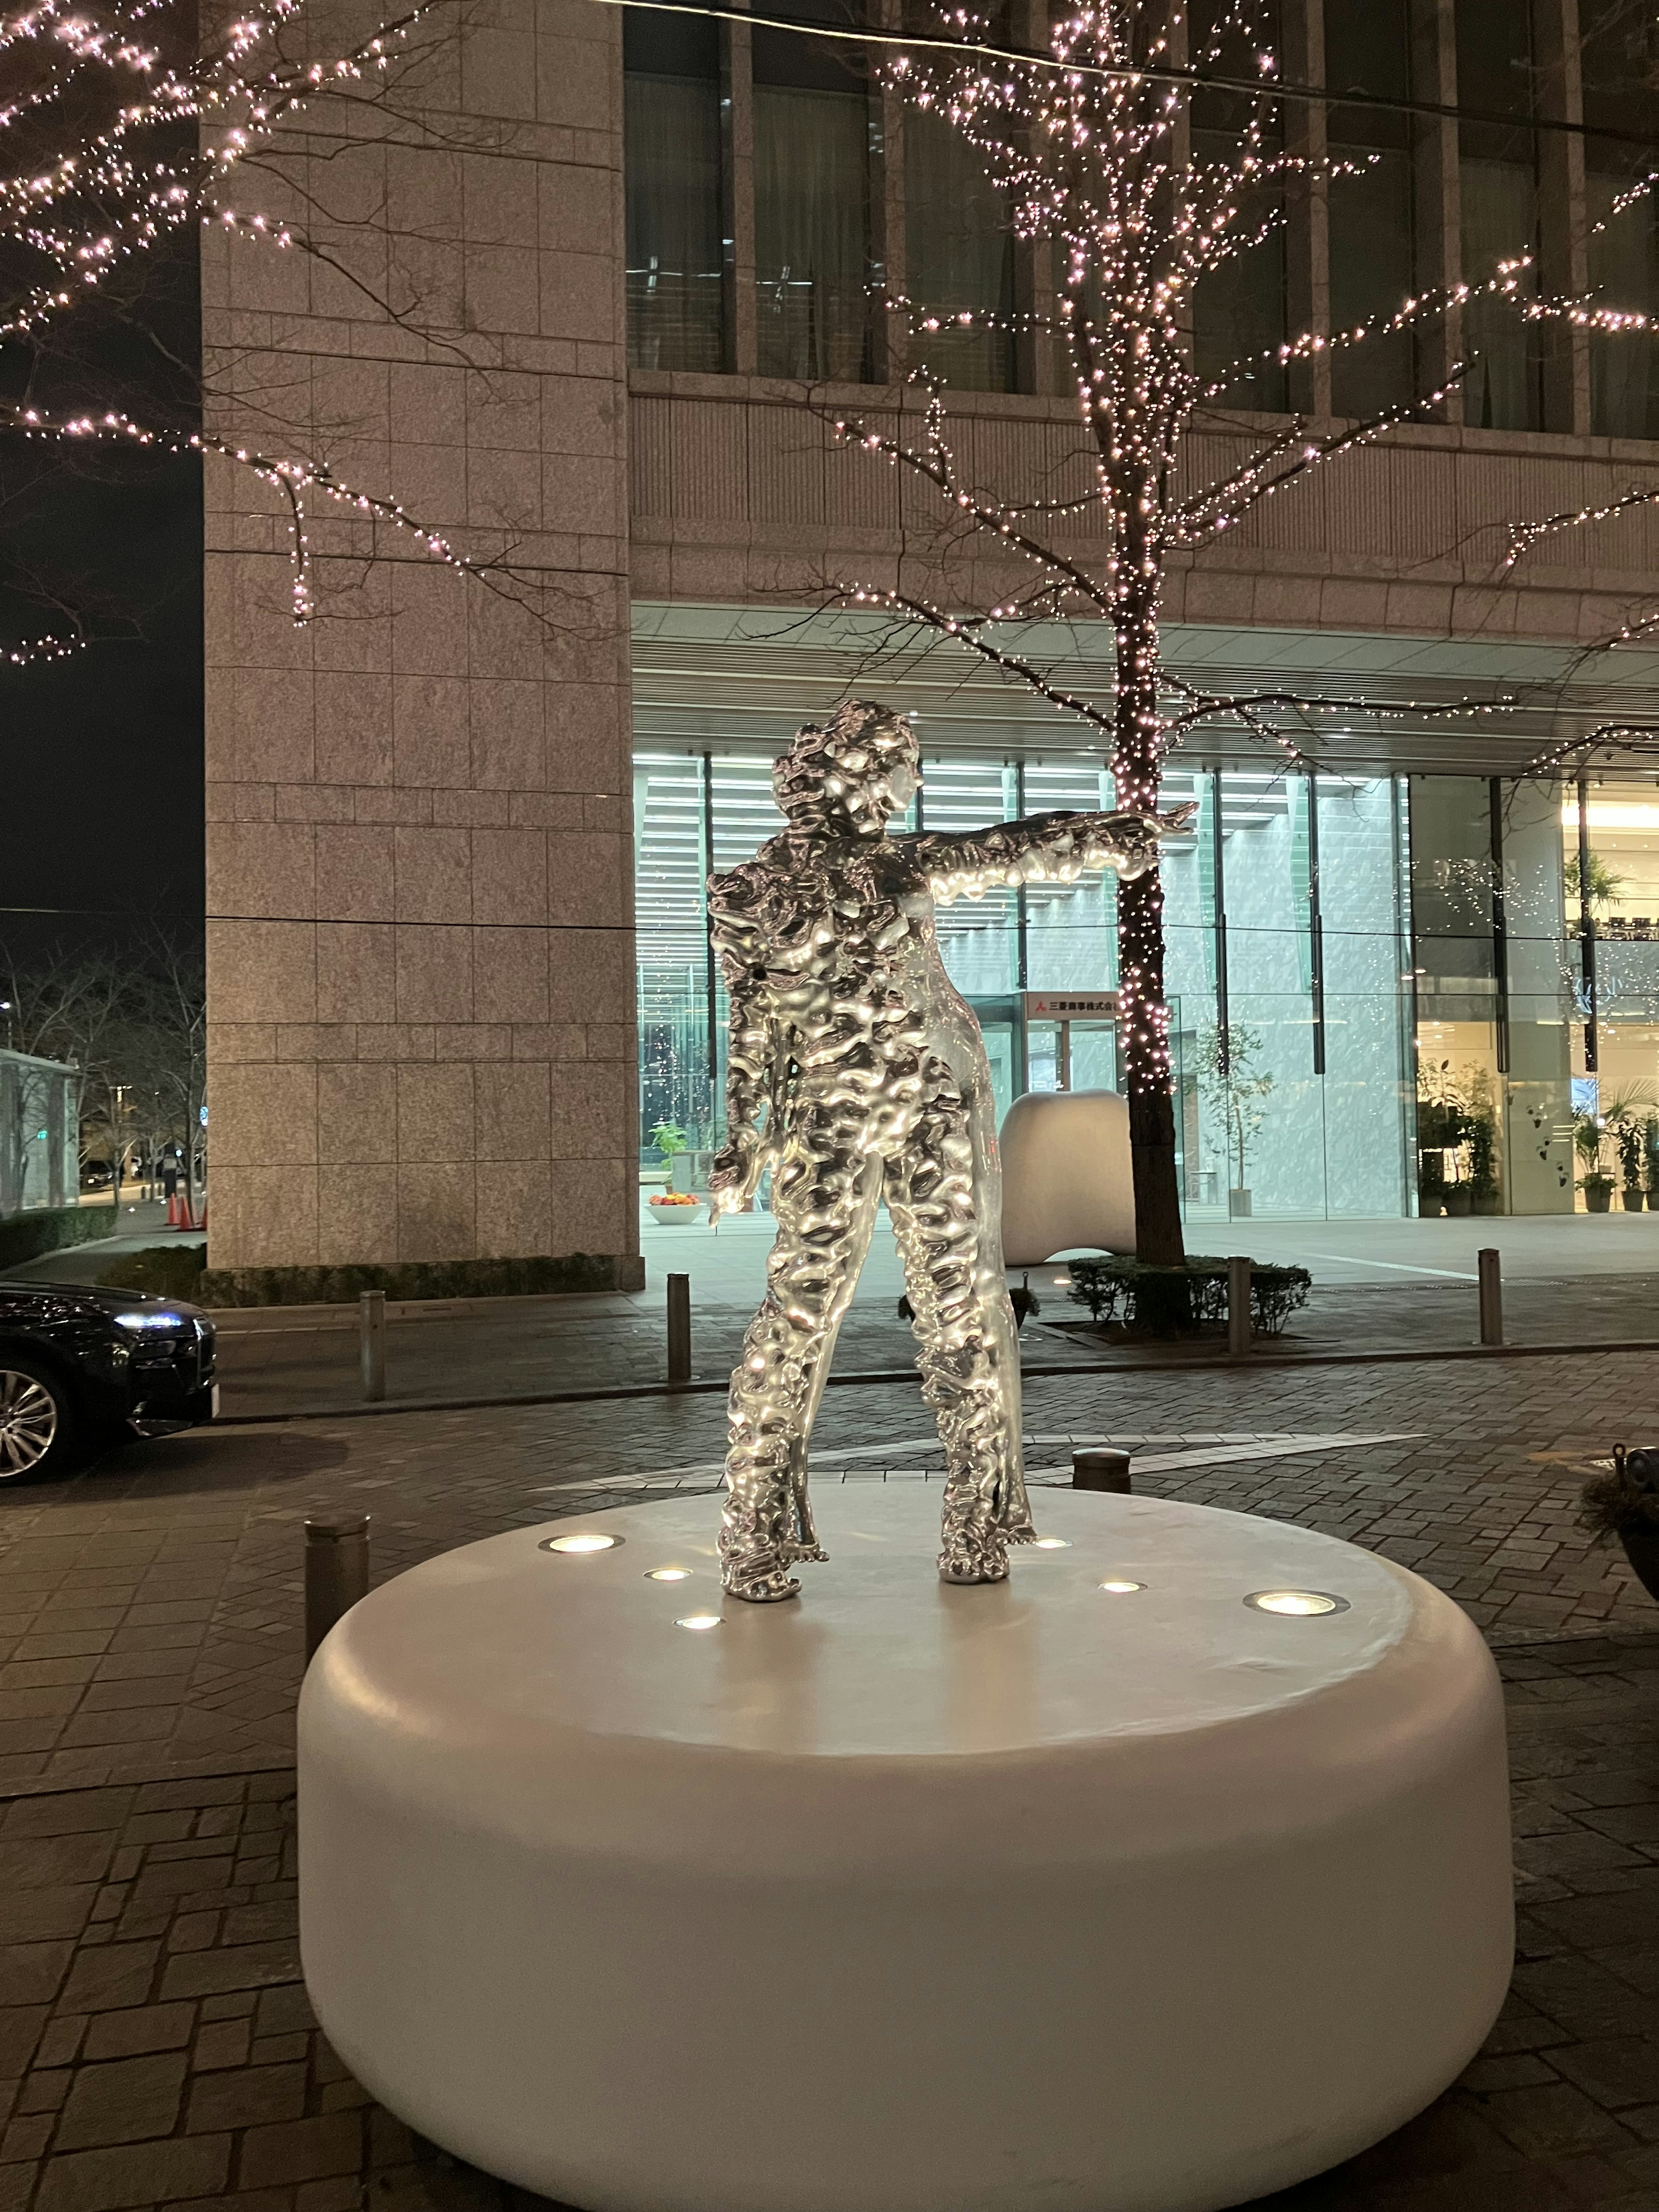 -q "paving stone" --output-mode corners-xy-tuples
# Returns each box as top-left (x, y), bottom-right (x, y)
(184, 2068), (305, 2136)
(80, 2011), (195, 2066)
(33, 2133), (229, 2212)
(235, 2115), (362, 2189)
(53, 2055), (188, 2152)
